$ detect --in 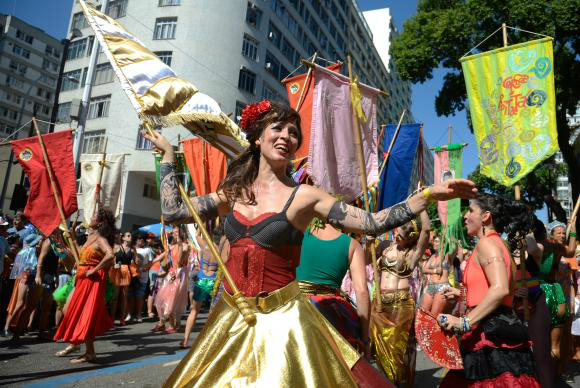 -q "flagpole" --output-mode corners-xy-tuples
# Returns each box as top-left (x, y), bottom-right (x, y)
(347, 55), (383, 312)
(91, 137), (108, 221)
(501, 22), (529, 322)
(567, 194), (580, 239)
(32, 118), (80, 265)
(177, 183), (256, 325)
(295, 52), (317, 112)
(378, 109), (407, 181)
